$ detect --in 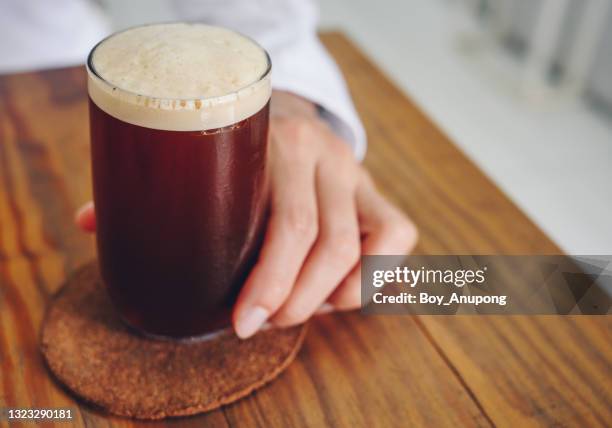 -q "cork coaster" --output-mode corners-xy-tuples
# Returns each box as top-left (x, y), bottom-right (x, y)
(40, 261), (307, 420)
